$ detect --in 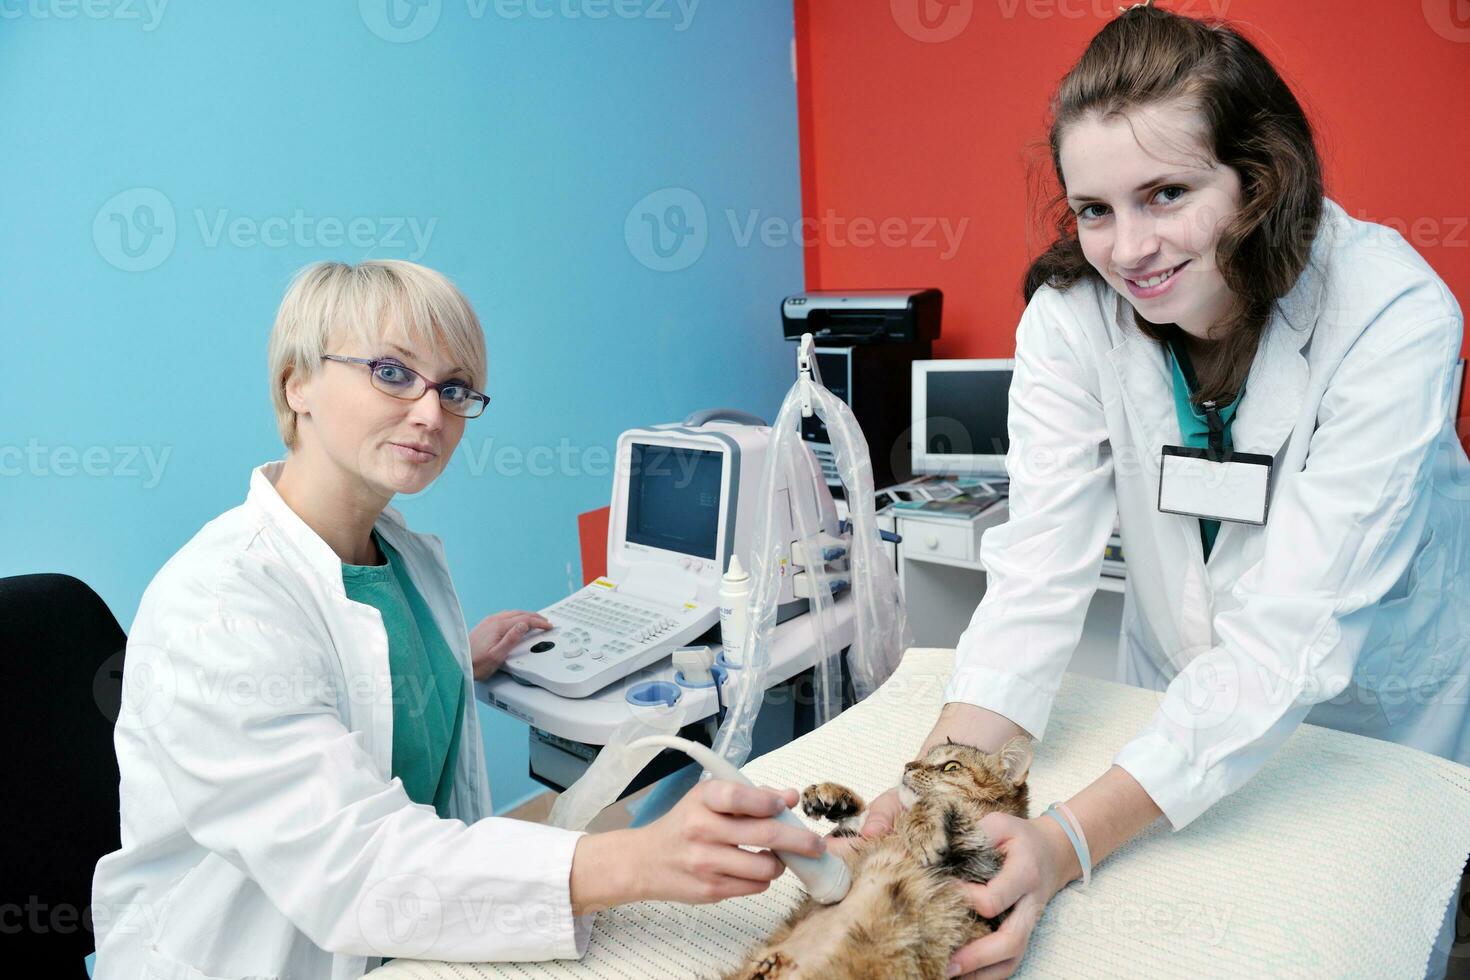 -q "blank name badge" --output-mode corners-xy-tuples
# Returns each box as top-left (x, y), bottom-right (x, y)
(1157, 446), (1275, 525)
